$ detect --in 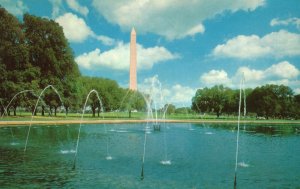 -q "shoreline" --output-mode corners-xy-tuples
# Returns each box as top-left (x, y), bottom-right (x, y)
(1, 119), (300, 127)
